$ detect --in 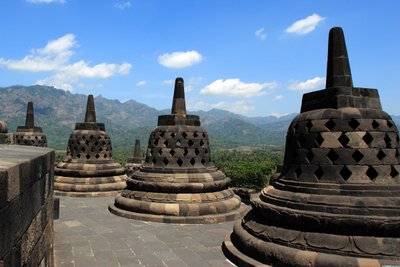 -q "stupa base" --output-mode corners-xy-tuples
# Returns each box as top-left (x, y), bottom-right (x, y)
(108, 202), (248, 224)
(223, 219), (399, 267)
(54, 175), (127, 197)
